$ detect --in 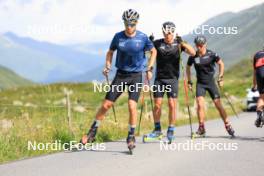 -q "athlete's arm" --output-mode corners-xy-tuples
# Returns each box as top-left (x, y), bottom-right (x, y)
(146, 47), (157, 80)
(103, 50), (114, 76)
(186, 65), (192, 82)
(253, 69), (257, 88)
(217, 59), (224, 78)
(148, 47), (157, 69)
(186, 65), (193, 90)
(253, 57), (257, 89)
(217, 59), (224, 87)
(182, 42), (196, 56)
